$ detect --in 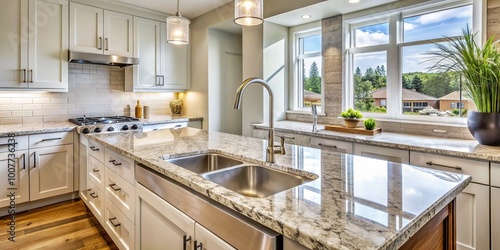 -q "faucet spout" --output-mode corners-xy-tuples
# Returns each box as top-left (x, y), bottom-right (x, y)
(233, 77), (280, 163)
